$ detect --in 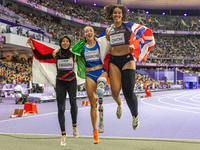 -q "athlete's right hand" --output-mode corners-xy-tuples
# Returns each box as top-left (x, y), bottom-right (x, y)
(52, 48), (60, 58)
(27, 38), (35, 50)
